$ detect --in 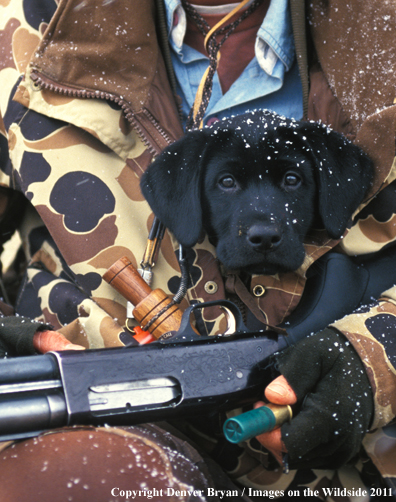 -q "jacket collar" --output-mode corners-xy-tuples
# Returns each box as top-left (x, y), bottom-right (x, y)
(28, 0), (183, 152)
